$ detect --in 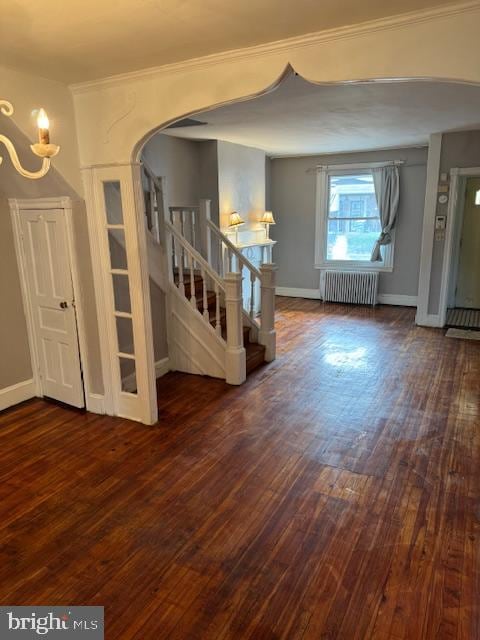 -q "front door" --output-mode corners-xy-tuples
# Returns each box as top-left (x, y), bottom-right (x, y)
(20, 208), (85, 407)
(456, 177), (480, 309)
